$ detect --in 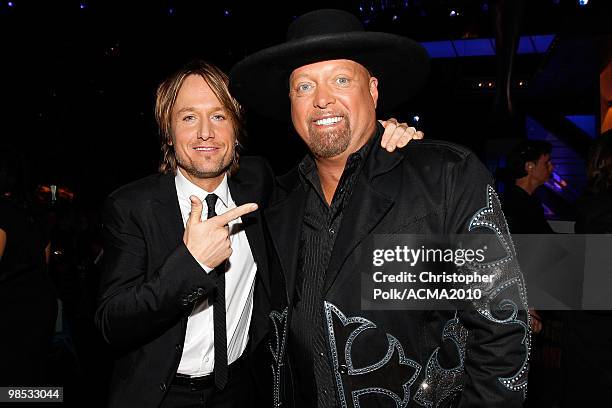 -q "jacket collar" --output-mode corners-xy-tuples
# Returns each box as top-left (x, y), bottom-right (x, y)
(266, 122), (406, 300)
